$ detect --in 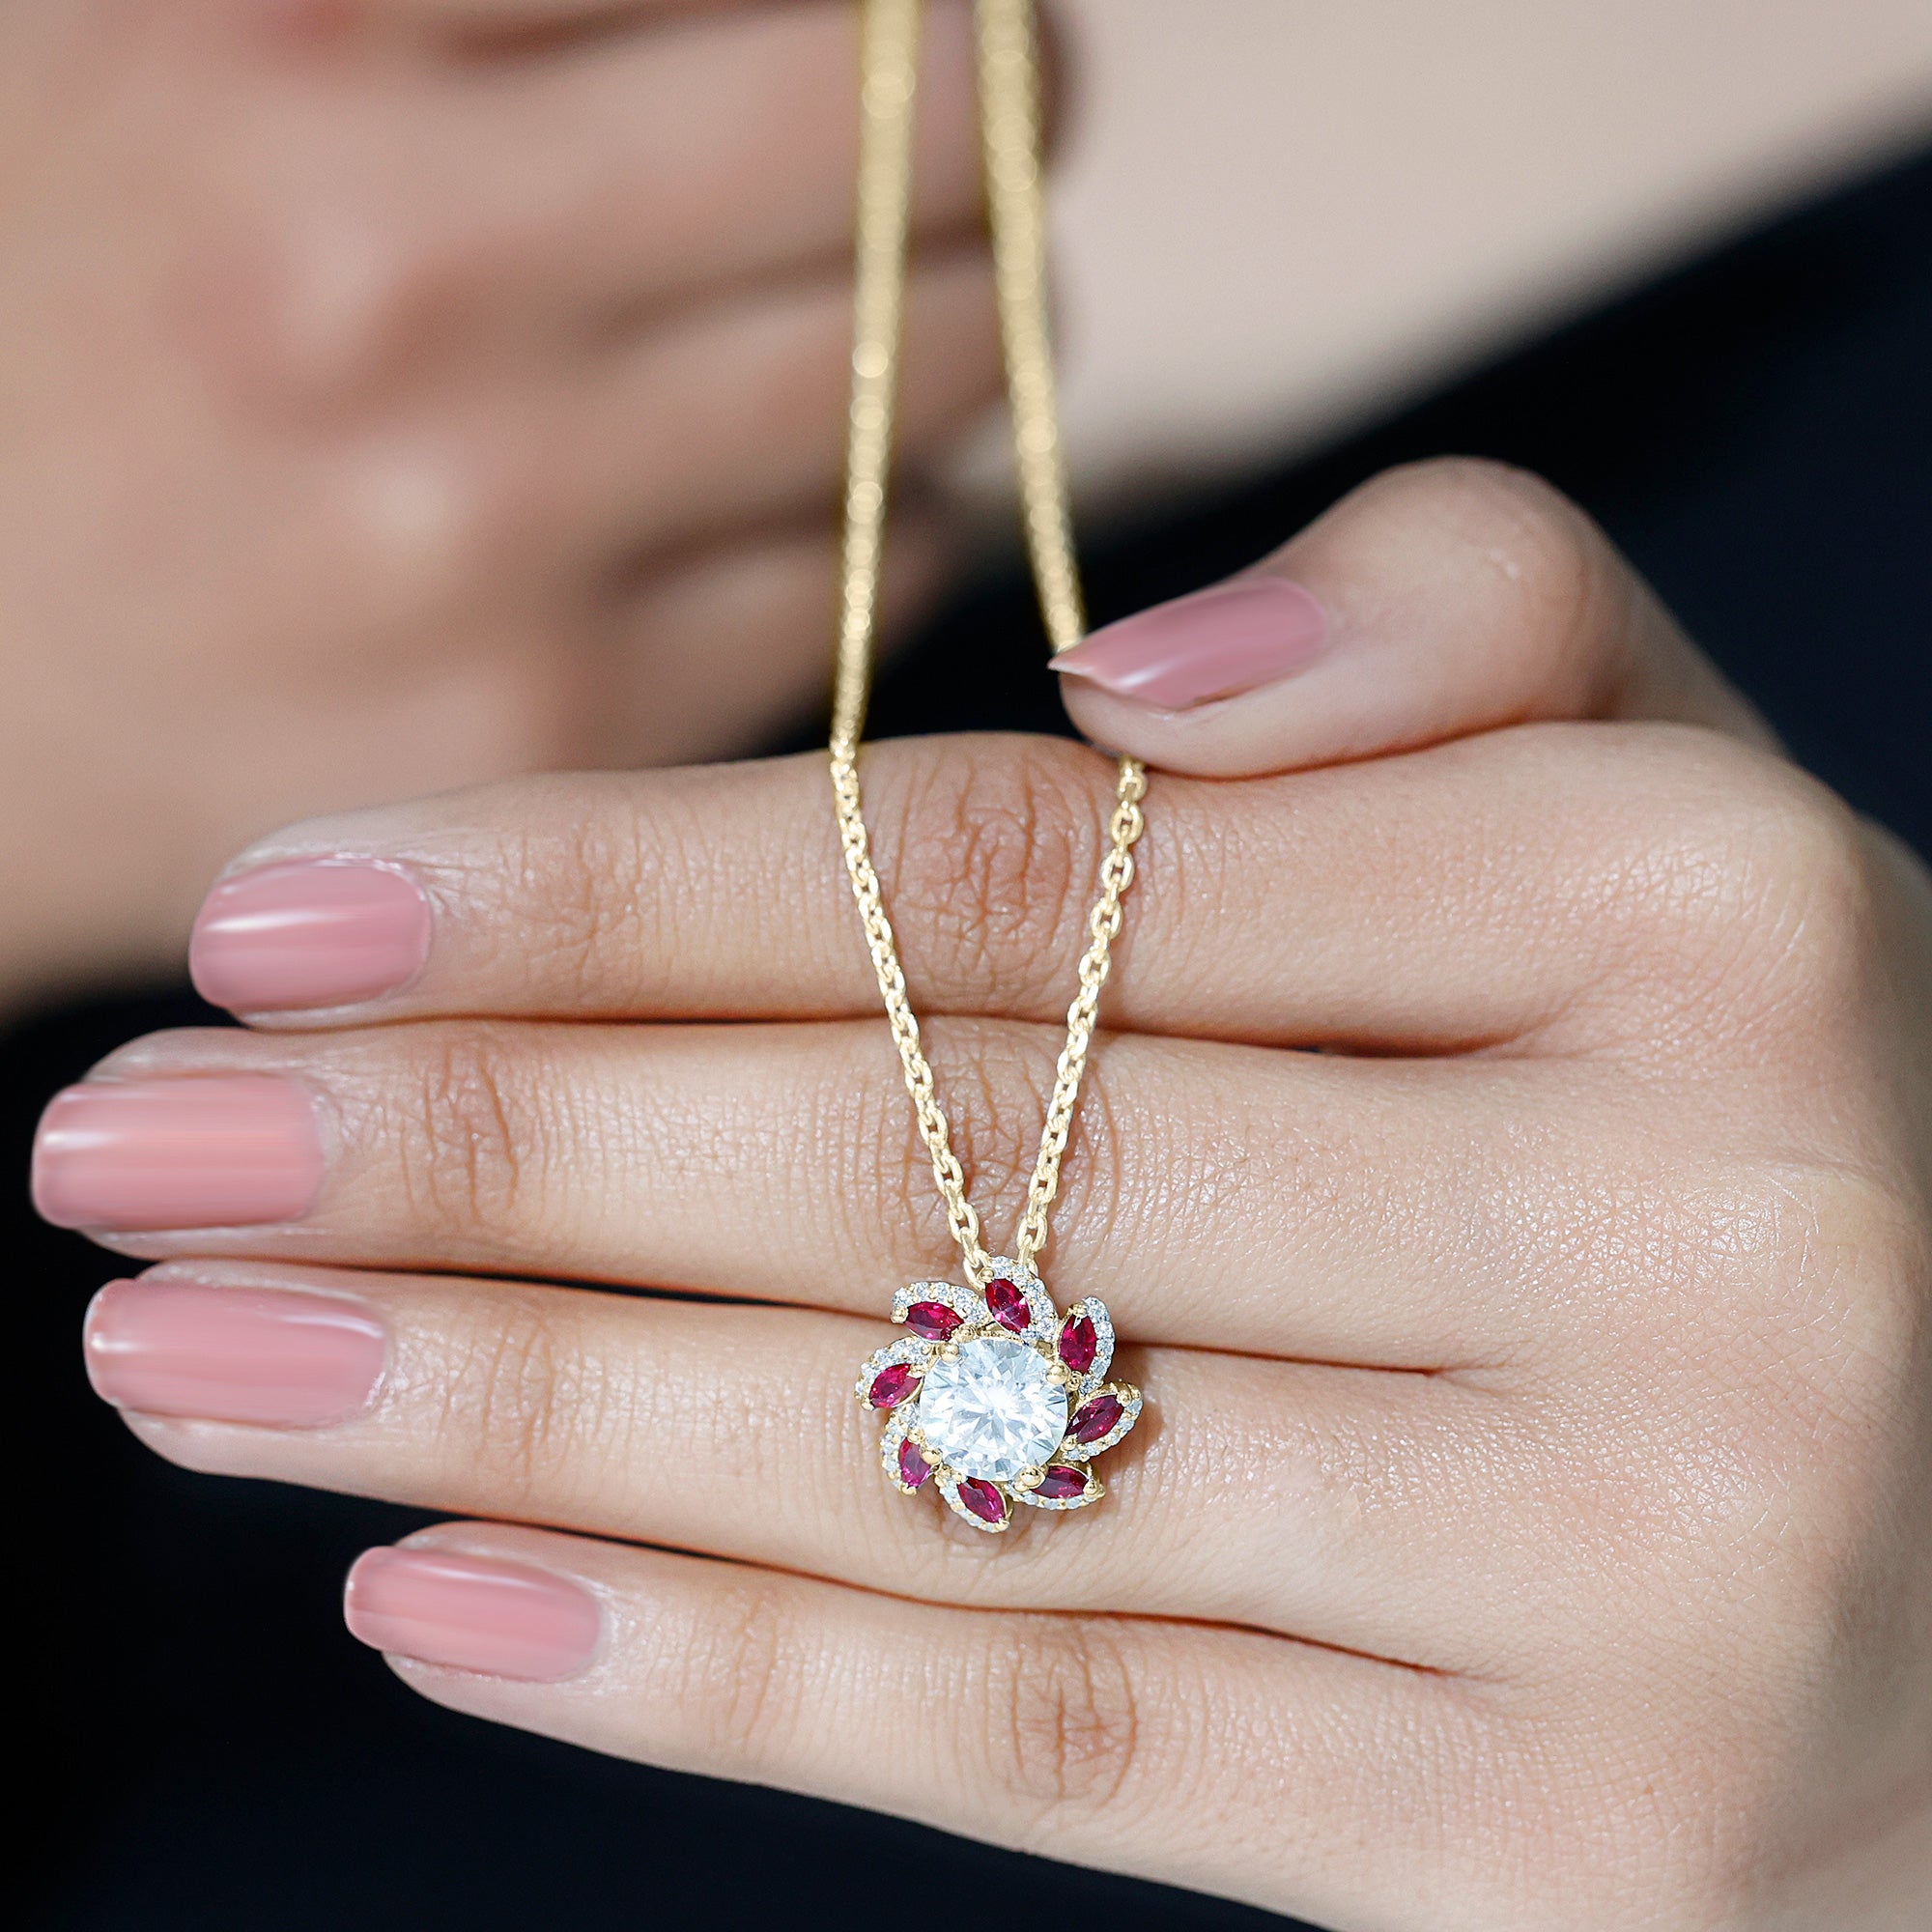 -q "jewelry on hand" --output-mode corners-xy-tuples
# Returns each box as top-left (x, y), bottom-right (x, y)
(832, 0), (1145, 1532)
